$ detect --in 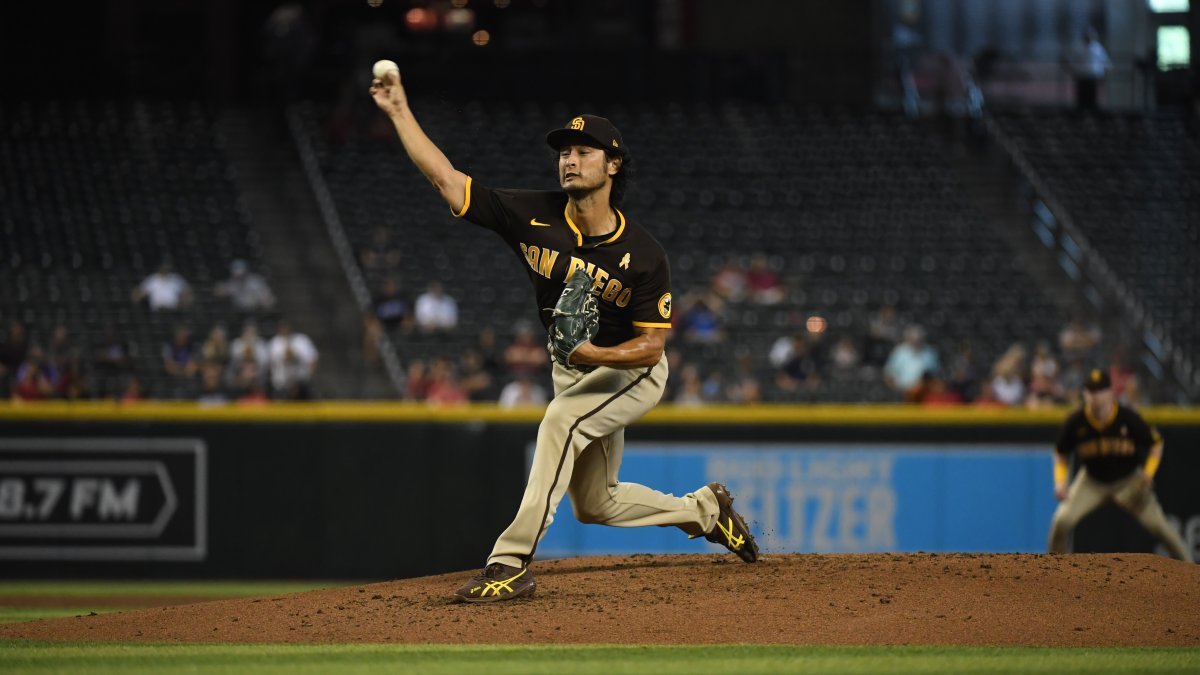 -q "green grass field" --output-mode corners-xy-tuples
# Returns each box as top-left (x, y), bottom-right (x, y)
(1, 581), (1197, 674)
(0, 643), (1197, 675)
